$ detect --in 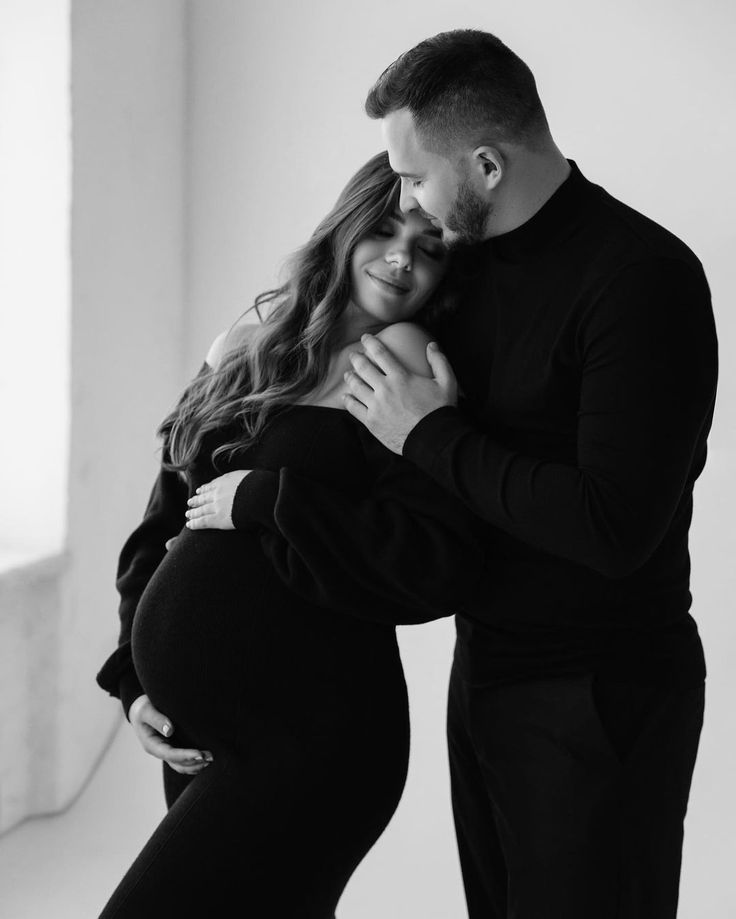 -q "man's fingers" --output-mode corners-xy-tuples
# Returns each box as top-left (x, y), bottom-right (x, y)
(360, 333), (405, 376)
(348, 351), (385, 388)
(343, 392), (368, 420)
(426, 342), (457, 393)
(344, 370), (374, 405)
